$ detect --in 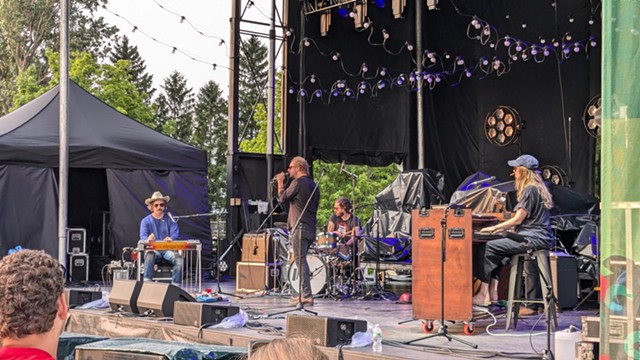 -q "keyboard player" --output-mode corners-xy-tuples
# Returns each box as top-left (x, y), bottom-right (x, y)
(140, 191), (183, 286)
(472, 155), (554, 309)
